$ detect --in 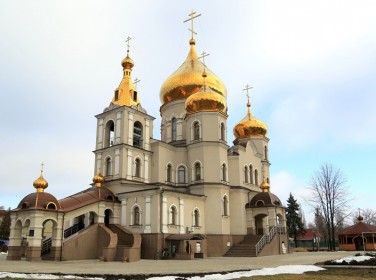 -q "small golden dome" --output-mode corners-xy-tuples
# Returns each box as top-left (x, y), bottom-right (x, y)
(260, 179), (270, 193)
(160, 39), (227, 104)
(33, 172), (48, 193)
(185, 88), (226, 114)
(233, 102), (267, 139)
(121, 53), (134, 69)
(93, 171), (105, 188)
